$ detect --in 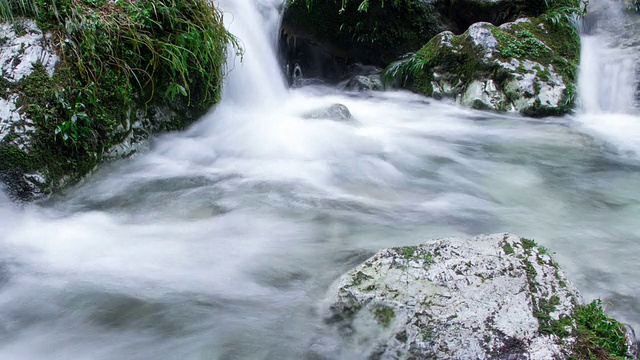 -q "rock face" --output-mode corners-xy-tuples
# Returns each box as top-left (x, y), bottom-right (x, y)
(280, 0), (457, 83)
(394, 18), (579, 116)
(279, 0), (555, 85)
(0, 20), (189, 201)
(326, 233), (638, 359)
